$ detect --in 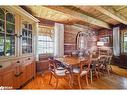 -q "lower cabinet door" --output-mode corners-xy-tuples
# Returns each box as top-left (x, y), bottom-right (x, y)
(0, 75), (2, 86)
(2, 69), (14, 87)
(31, 62), (36, 78)
(13, 65), (21, 89)
(26, 64), (31, 81)
(20, 65), (27, 85)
